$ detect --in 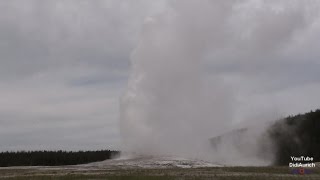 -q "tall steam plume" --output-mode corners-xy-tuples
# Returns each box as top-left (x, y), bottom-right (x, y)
(120, 0), (320, 165)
